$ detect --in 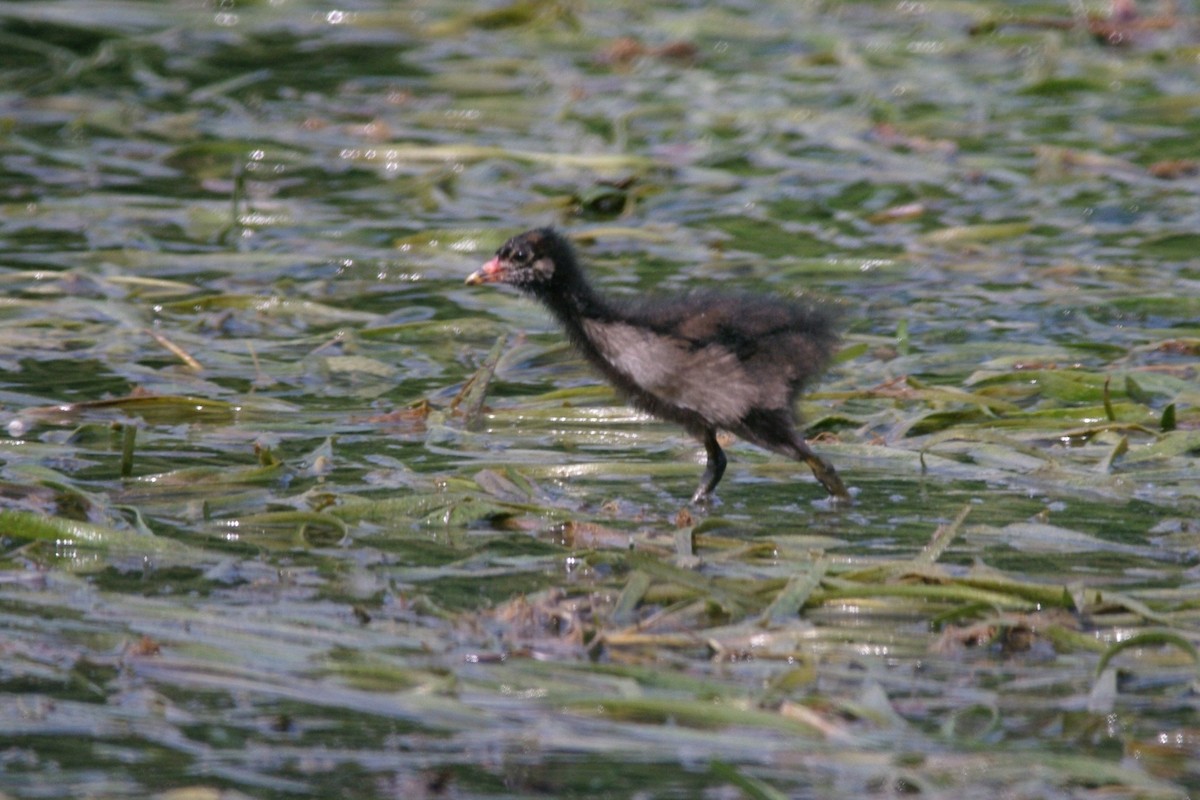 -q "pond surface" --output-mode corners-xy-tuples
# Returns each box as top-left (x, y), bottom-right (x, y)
(1, 1), (1199, 797)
